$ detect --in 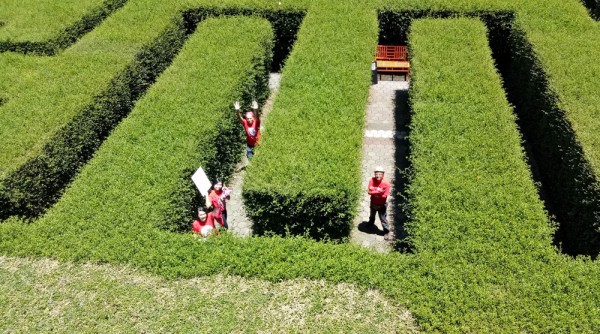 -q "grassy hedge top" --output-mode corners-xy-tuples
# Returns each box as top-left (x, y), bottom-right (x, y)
(0, 0), (105, 42)
(2, 0), (599, 196)
(0, 0), (185, 179)
(243, 4), (374, 197)
(377, 0), (600, 174)
(407, 17), (552, 261)
(402, 18), (600, 331)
